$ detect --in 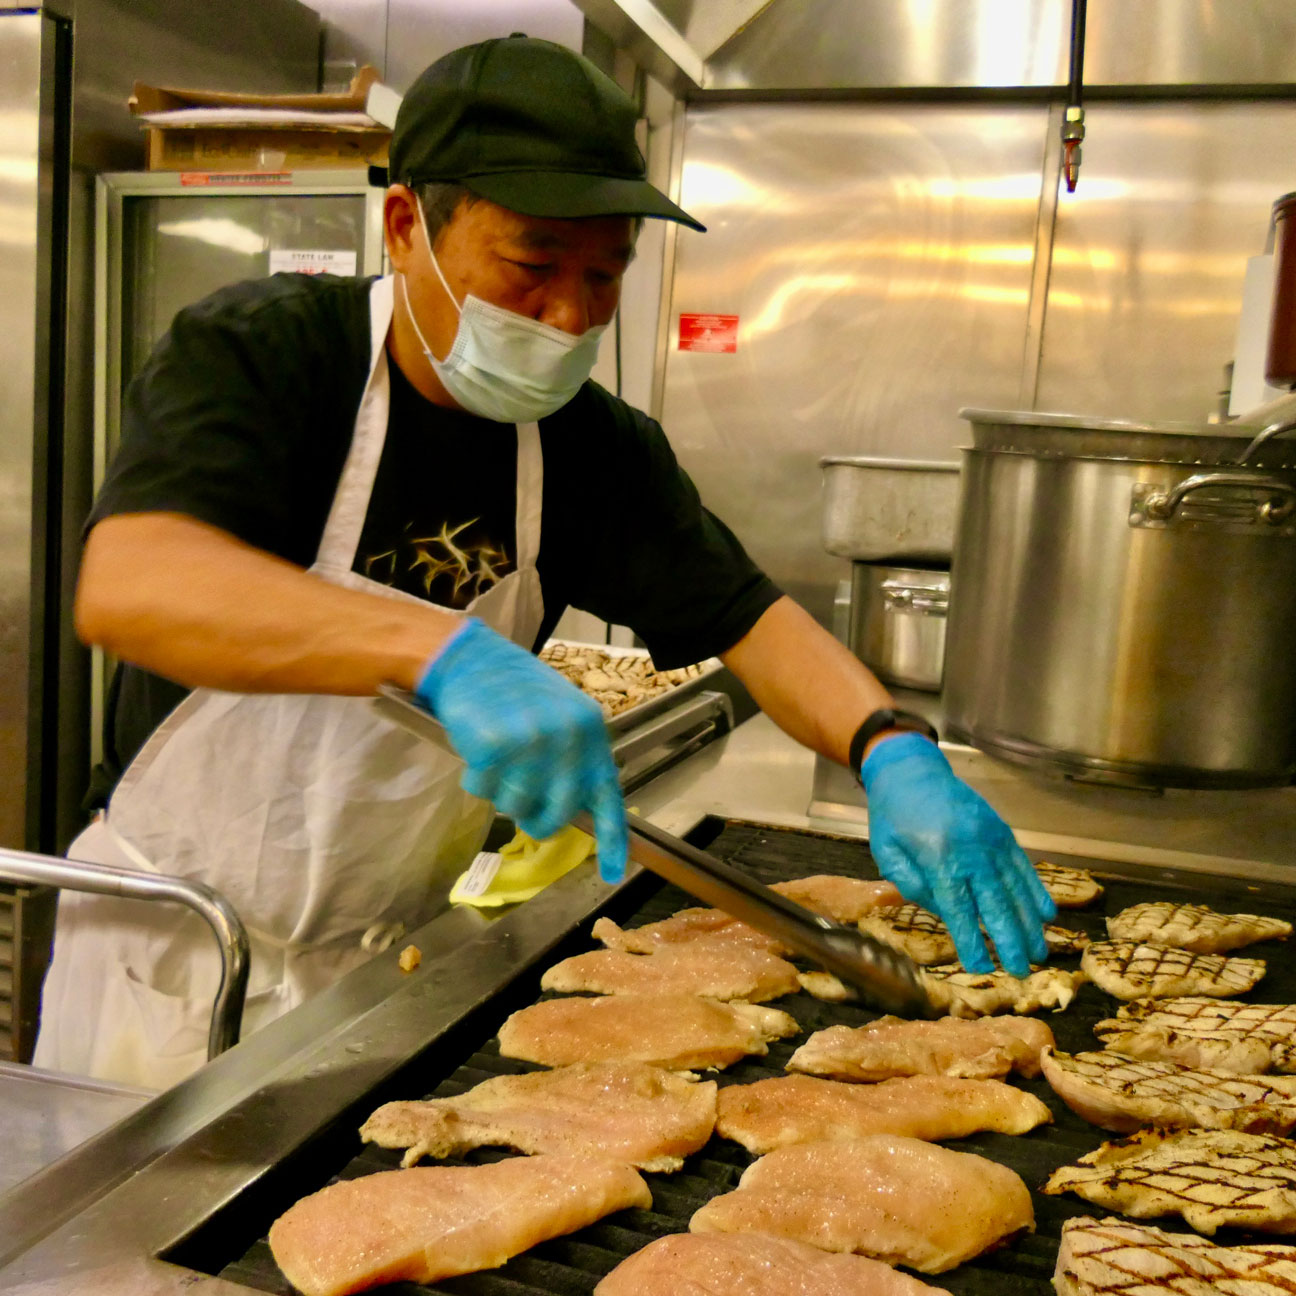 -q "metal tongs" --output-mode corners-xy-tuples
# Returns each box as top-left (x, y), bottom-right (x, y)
(373, 684), (937, 1018)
